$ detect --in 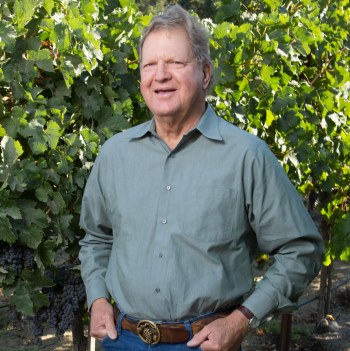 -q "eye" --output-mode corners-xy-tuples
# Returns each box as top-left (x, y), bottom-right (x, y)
(142, 62), (155, 70)
(169, 61), (186, 68)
